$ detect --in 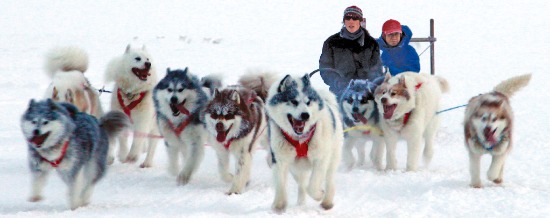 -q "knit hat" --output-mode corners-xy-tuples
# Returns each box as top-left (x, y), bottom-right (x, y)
(343, 6), (363, 19)
(382, 19), (402, 35)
